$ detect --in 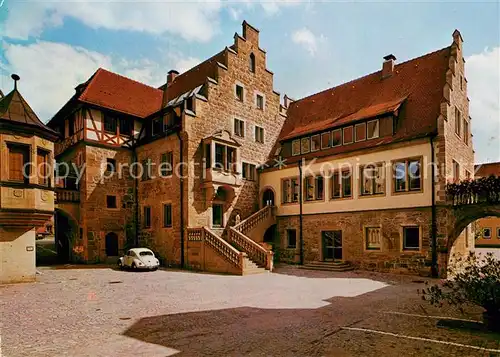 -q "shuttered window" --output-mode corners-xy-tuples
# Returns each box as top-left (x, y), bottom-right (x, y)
(37, 149), (49, 186)
(9, 145), (29, 183)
